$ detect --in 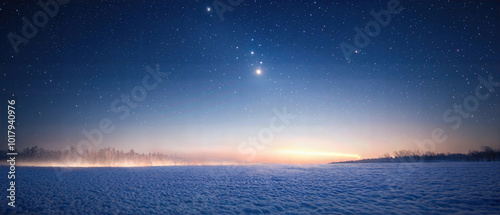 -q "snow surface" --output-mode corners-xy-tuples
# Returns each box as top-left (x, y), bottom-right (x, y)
(1, 162), (500, 214)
